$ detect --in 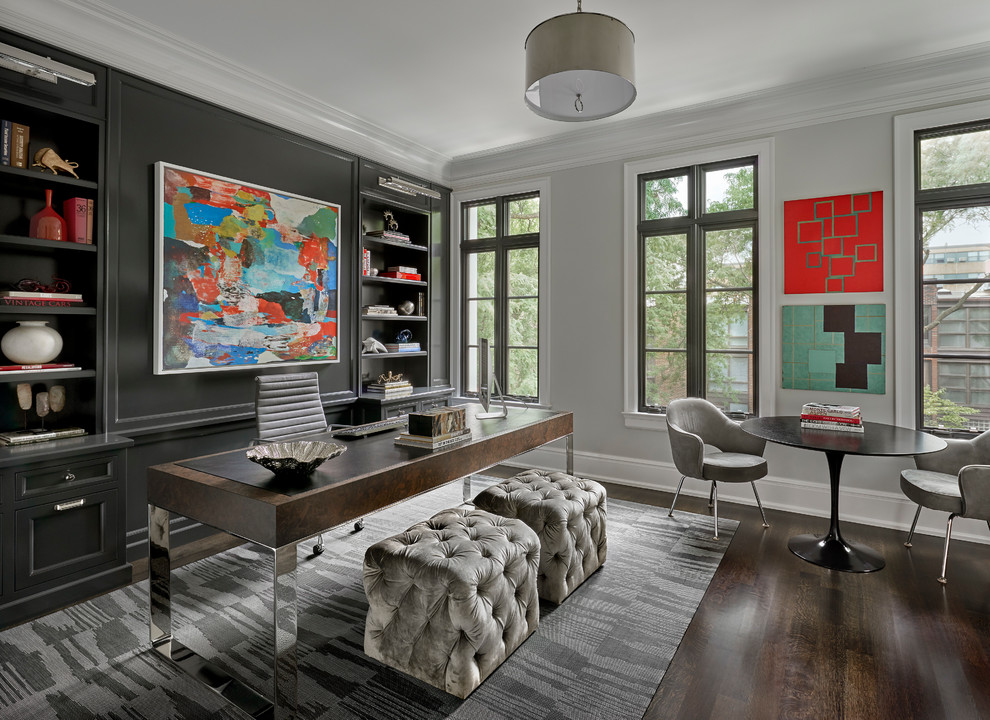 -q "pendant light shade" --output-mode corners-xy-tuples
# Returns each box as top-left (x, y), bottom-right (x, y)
(525, 5), (635, 122)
